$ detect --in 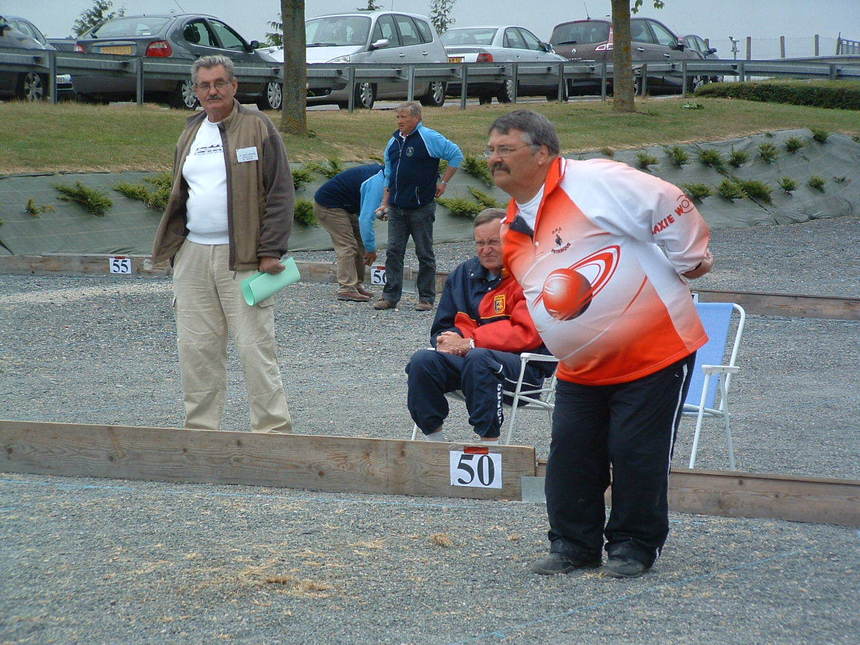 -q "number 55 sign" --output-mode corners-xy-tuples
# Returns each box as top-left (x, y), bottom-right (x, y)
(449, 448), (502, 489)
